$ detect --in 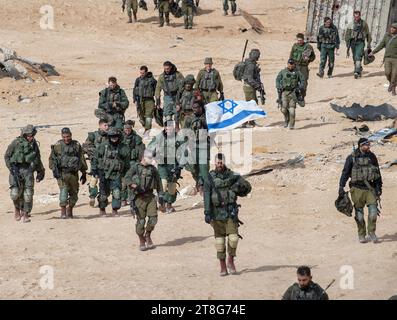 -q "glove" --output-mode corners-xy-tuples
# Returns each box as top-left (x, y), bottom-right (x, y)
(338, 186), (345, 197)
(204, 214), (212, 224)
(36, 171), (45, 182)
(80, 173), (87, 185)
(219, 92), (225, 101)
